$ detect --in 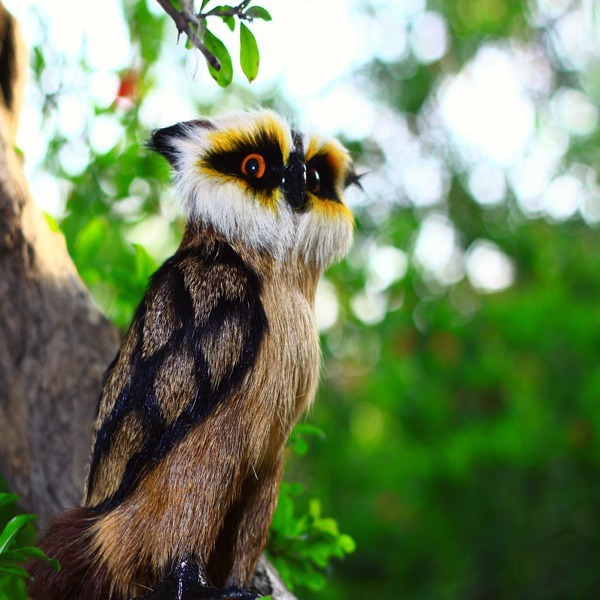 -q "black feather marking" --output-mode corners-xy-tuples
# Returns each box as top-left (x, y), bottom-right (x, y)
(86, 240), (268, 512)
(204, 129), (285, 192)
(346, 169), (366, 191)
(305, 152), (345, 203)
(283, 131), (306, 210)
(147, 119), (215, 167)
